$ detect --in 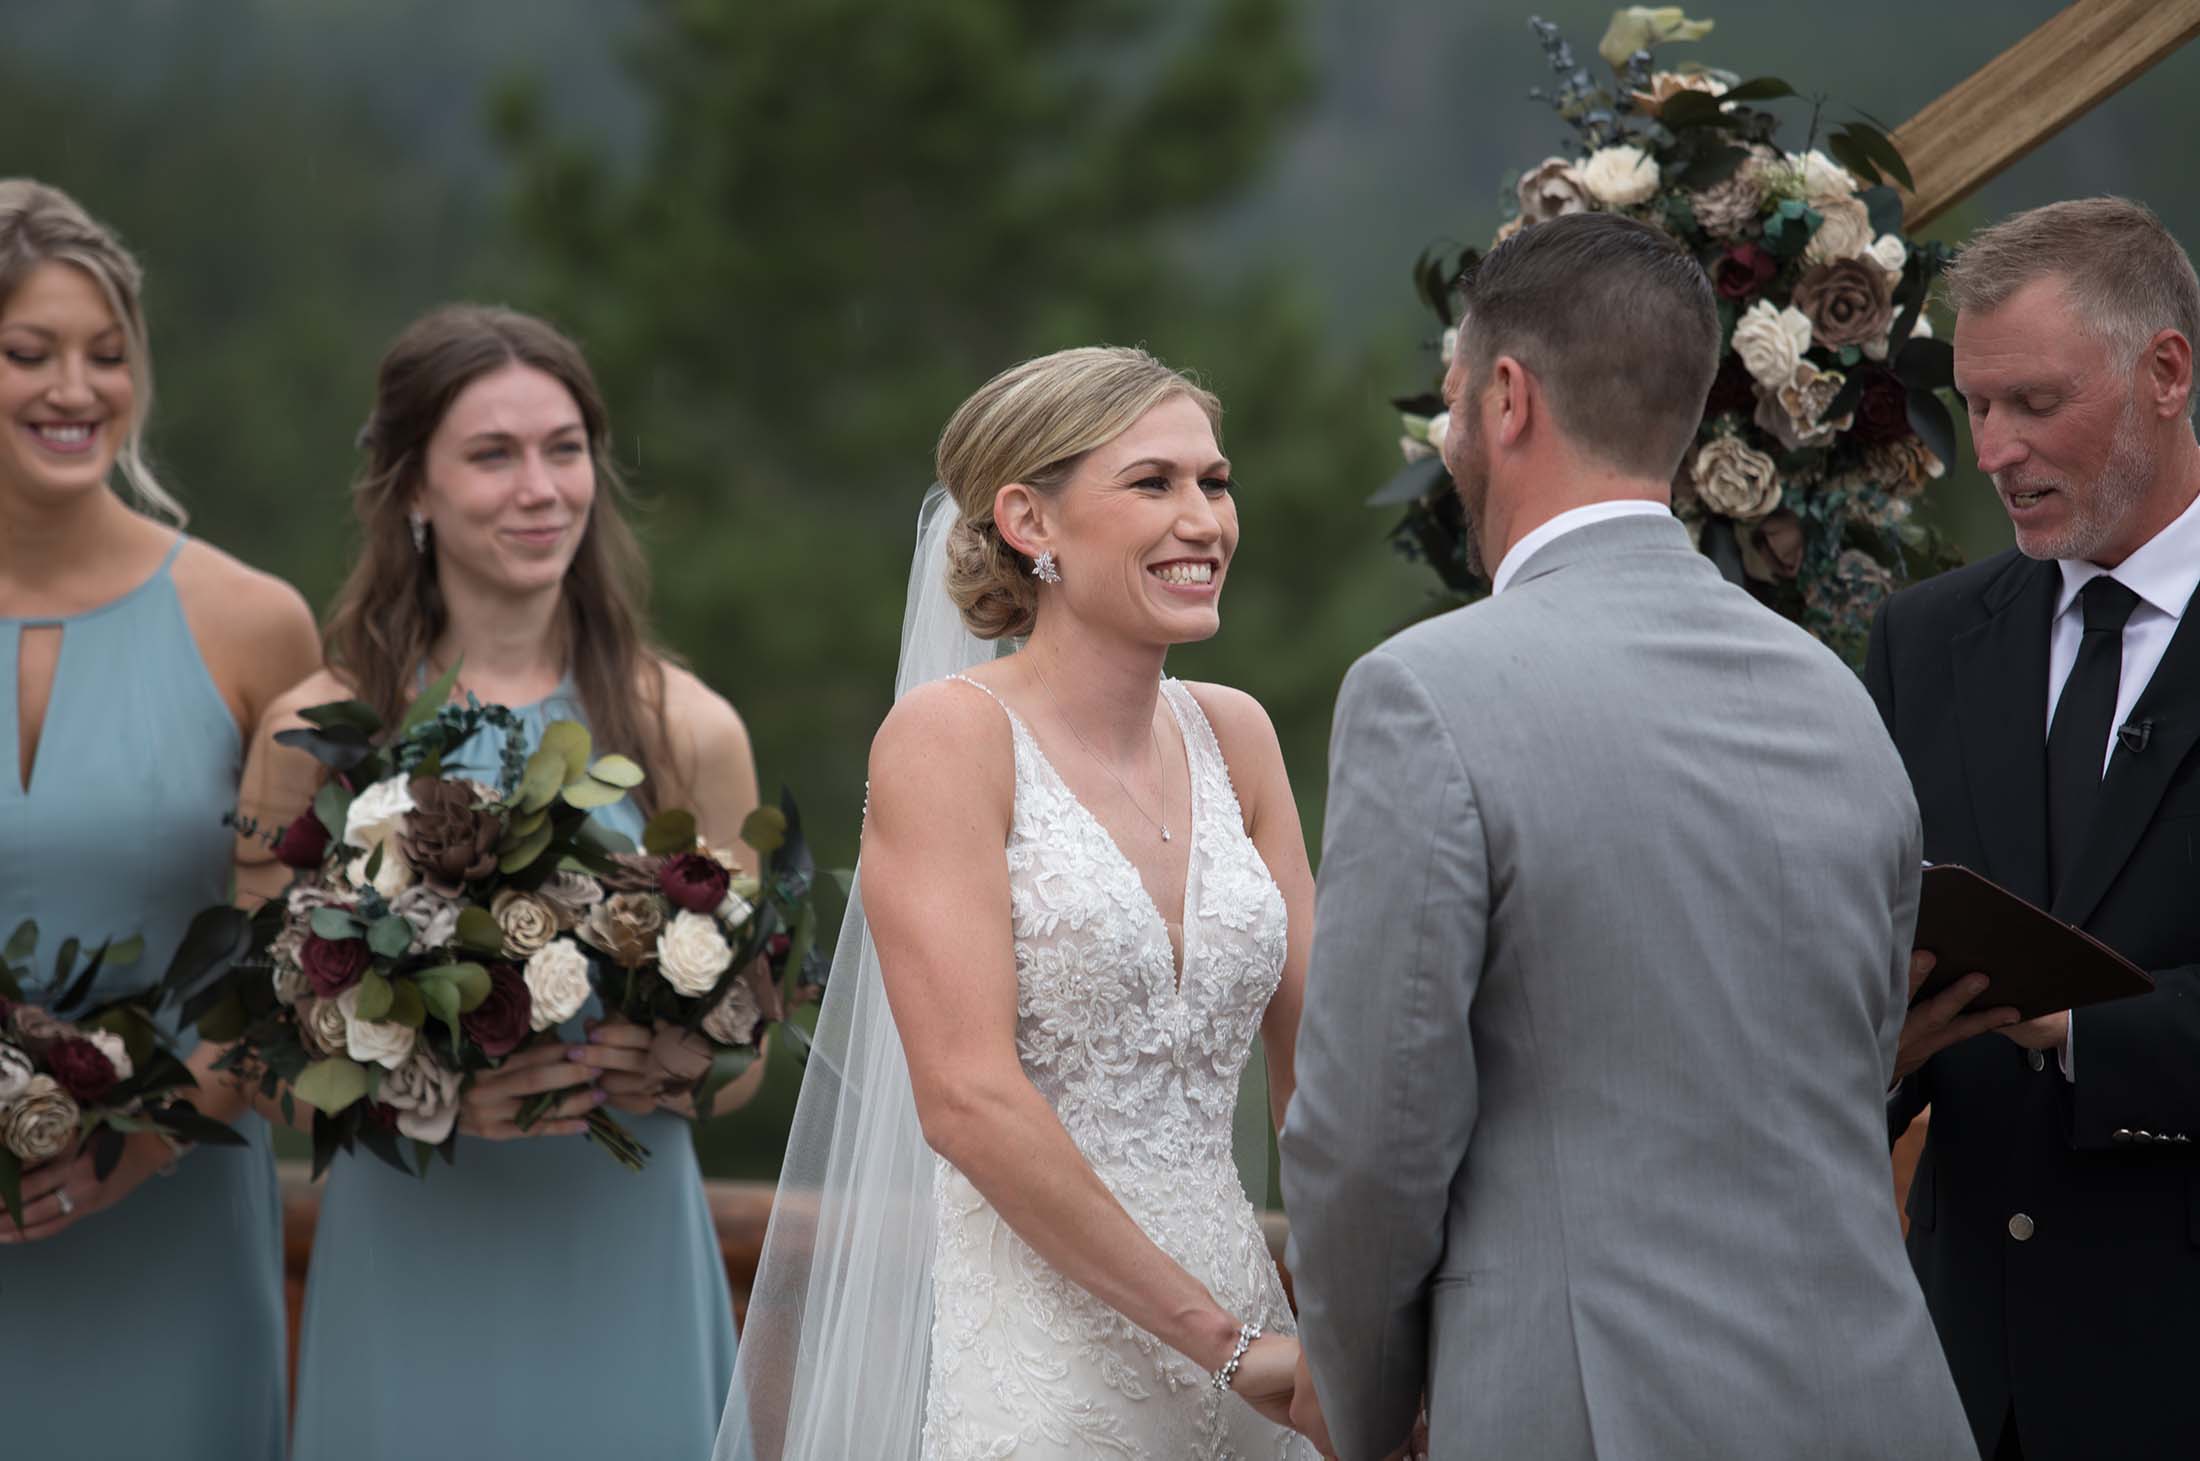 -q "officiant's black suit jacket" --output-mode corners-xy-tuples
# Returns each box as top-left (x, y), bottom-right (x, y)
(1866, 546), (2200, 1461)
